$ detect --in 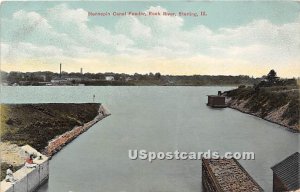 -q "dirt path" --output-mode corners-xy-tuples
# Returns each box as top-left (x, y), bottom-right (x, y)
(0, 142), (27, 166)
